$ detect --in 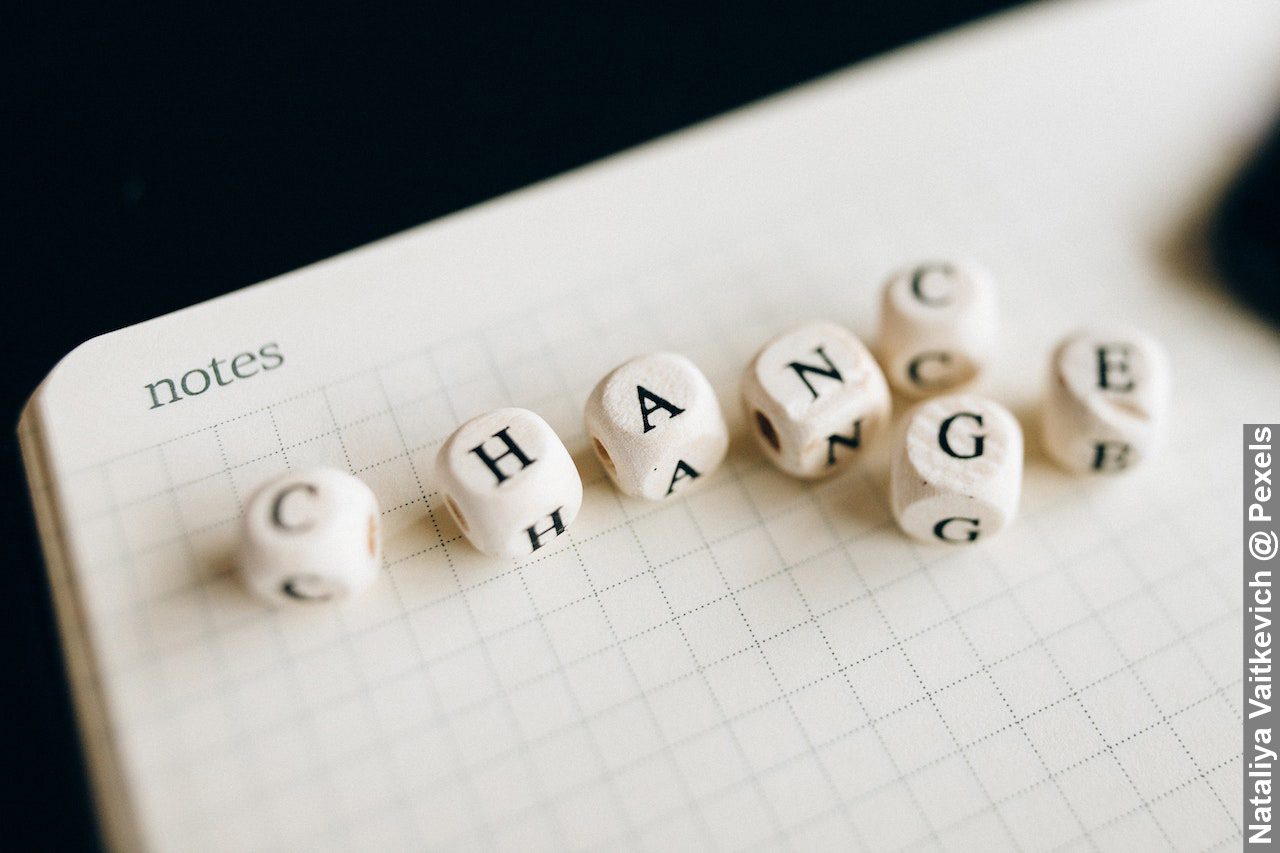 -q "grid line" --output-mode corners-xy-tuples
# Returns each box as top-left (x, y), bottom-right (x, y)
(59, 235), (1246, 850)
